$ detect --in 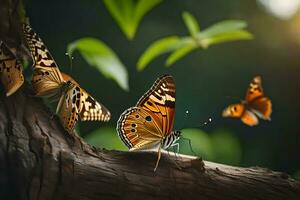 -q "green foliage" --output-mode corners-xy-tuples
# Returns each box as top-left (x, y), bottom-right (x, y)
(137, 11), (253, 70)
(67, 37), (129, 91)
(179, 128), (242, 165)
(85, 127), (127, 150)
(179, 128), (214, 160)
(103, 0), (163, 40)
(210, 129), (242, 165)
(182, 11), (200, 38)
(137, 36), (181, 71)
